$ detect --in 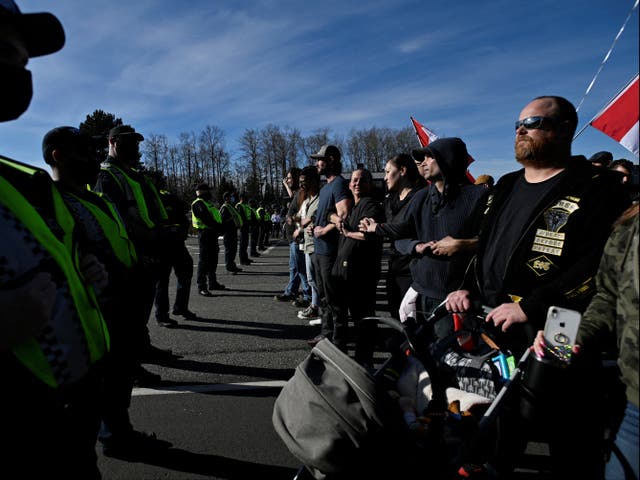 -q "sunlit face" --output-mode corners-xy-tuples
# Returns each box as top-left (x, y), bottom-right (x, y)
(515, 99), (566, 167)
(612, 165), (630, 184)
(384, 161), (402, 192)
(350, 169), (371, 198)
(421, 156), (440, 181)
(316, 158), (328, 175)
